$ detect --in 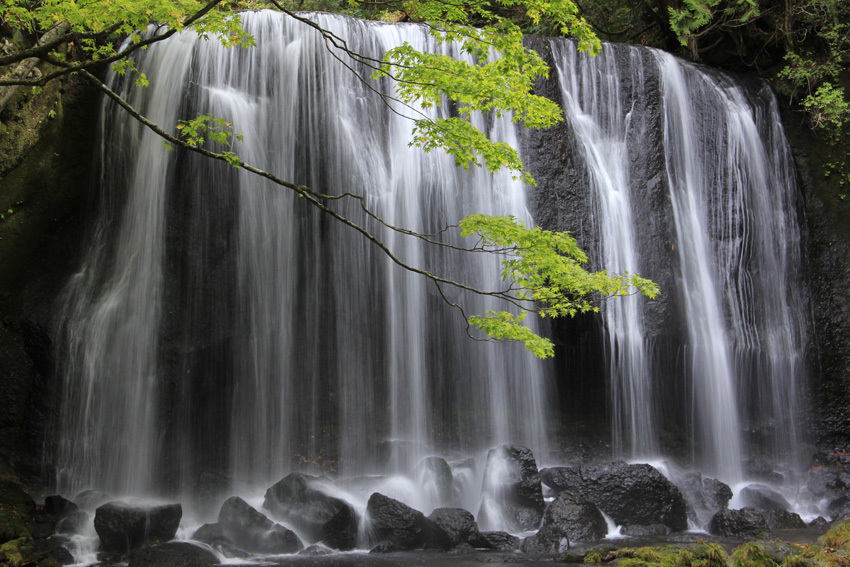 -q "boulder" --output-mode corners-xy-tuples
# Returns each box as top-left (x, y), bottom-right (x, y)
(520, 492), (606, 553)
(44, 495), (78, 518)
(739, 484), (791, 512)
(128, 541), (220, 567)
(56, 511), (89, 535)
(427, 508), (480, 547)
(263, 473), (357, 550)
(366, 492), (450, 550)
(765, 509), (806, 530)
(827, 495), (850, 520)
(744, 458), (784, 484)
(472, 531), (520, 550)
(416, 457), (454, 507)
(478, 444), (544, 531)
(708, 507), (770, 539)
(540, 462), (688, 531)
(809, 516), (829, 533)
(216, 496), (303, 554)
(94, 501), (182, 553)
(190, 523), (249, 559)
(299, 544), (334, 556)
(680, 472), (732, 525)
(74, 489), (111, 510)
(621, 524), (672, 536)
